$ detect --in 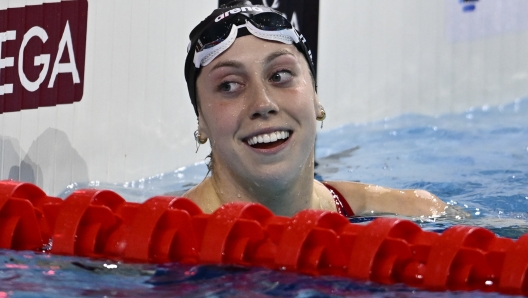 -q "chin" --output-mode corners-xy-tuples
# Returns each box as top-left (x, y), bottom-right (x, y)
(247, 162), (309, 186)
